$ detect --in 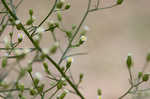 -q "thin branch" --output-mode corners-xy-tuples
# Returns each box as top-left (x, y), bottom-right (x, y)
(1, 0), (84, 98)
(38, 0), (58, 27)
